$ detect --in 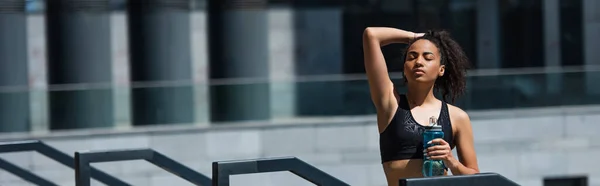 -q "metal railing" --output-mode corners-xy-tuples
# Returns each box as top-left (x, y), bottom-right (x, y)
(212, 156), (350, 186)
(74, 148), (211, 186)
(0, 140), (128, 185)
(0, 158), (56, 186)
(399, 173), (519, 186)
(1, 65), (600, 93)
